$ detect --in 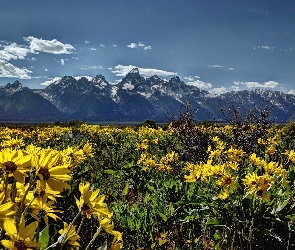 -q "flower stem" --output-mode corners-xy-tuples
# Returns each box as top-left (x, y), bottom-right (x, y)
(85, 225), (102, 250)
(59, 210), (81, 250)
(77, 216), (85, 234)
